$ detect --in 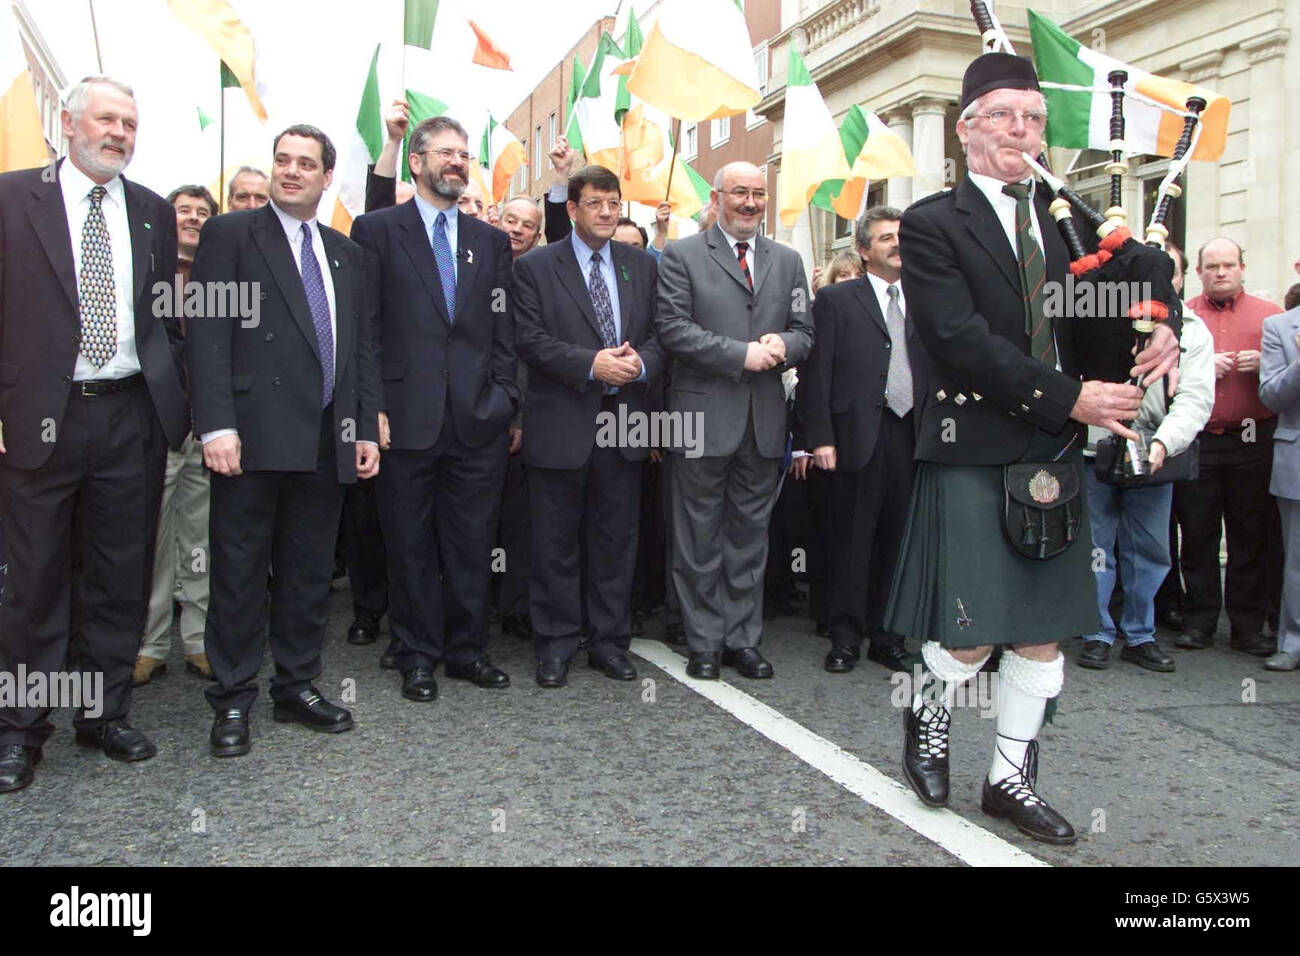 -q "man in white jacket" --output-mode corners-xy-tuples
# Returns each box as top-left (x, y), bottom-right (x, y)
(1078, 304), (1216, 671)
